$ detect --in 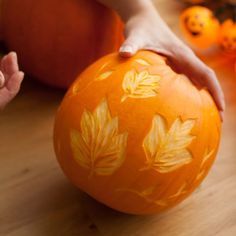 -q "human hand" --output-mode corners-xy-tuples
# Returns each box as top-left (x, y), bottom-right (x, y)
(119, 5), (225, 120)
(0, 52), (24, 110)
